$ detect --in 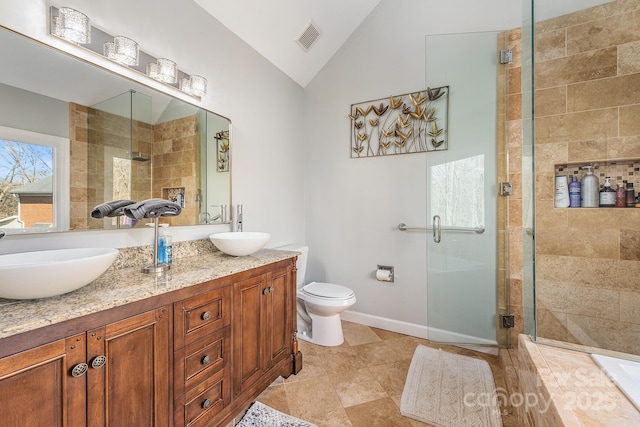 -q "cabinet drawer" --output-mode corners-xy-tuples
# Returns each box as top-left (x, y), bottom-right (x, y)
(174, 327), (230, 397)
(175, 368), (230, 427)
(174, 285), (231, 349)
